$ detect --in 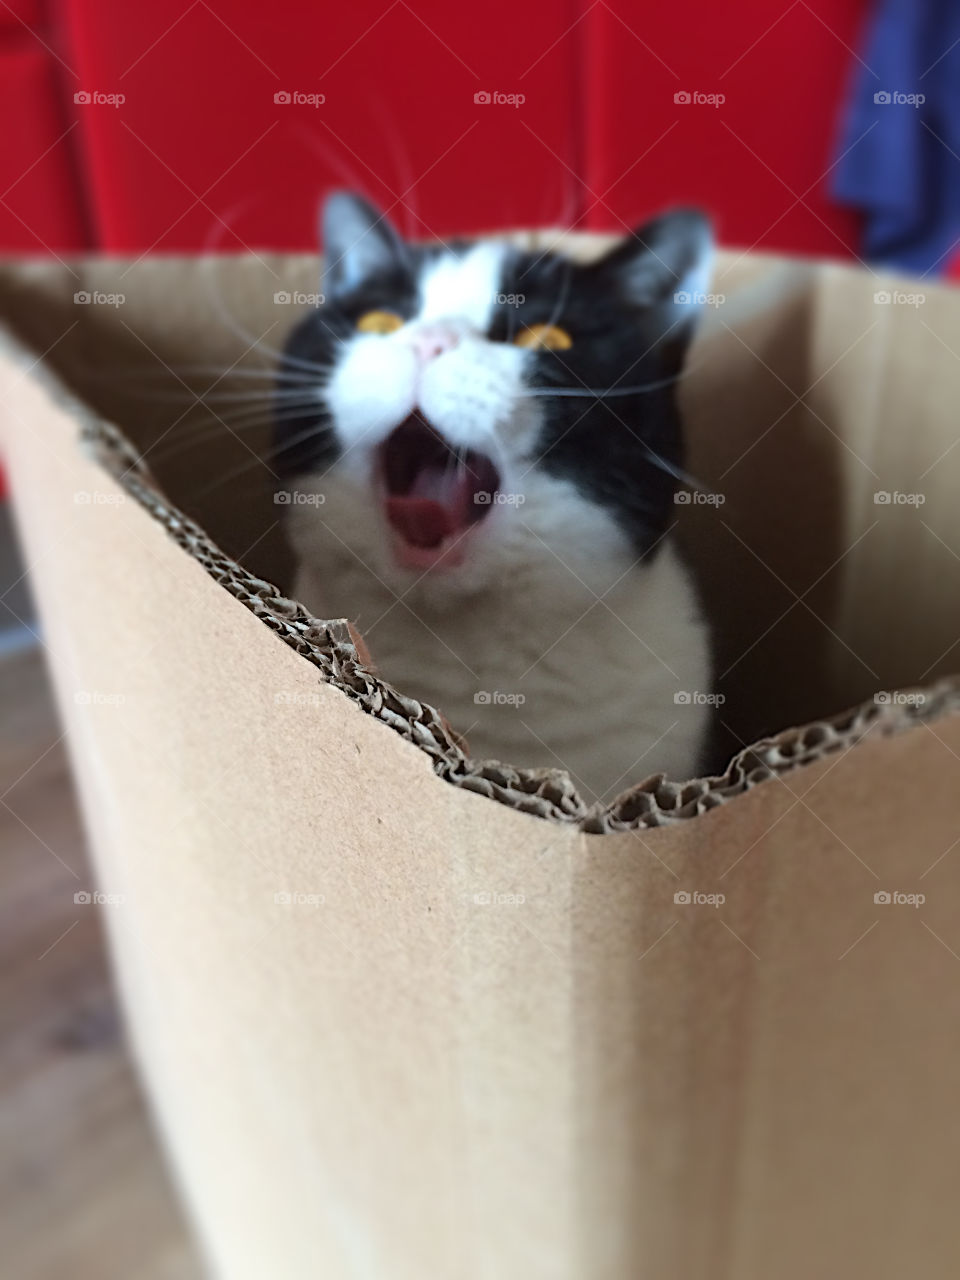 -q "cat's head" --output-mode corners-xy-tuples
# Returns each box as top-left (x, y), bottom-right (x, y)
(275, 192), (711, 599)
